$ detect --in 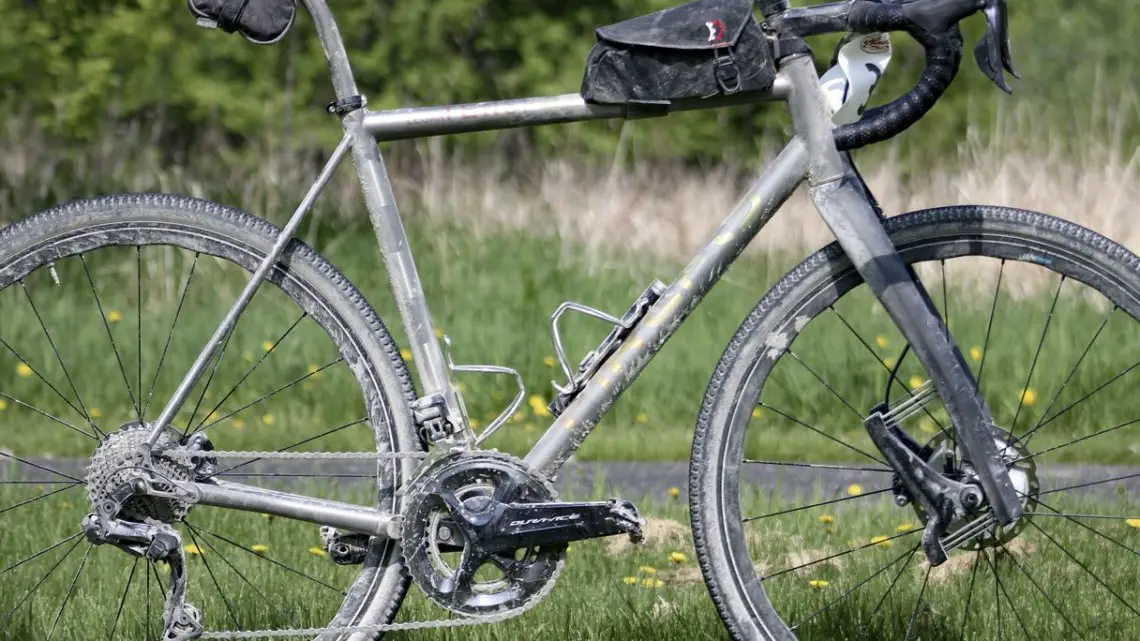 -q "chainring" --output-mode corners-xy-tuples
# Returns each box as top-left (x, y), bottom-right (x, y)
(401, 451), (565, 616)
